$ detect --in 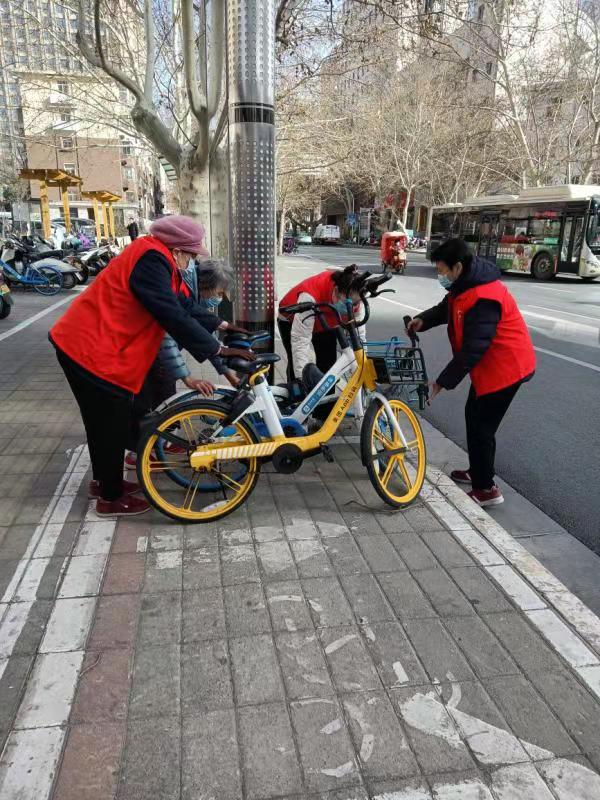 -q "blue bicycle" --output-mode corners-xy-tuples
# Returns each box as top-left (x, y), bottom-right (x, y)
(0, 258), (63, 296)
